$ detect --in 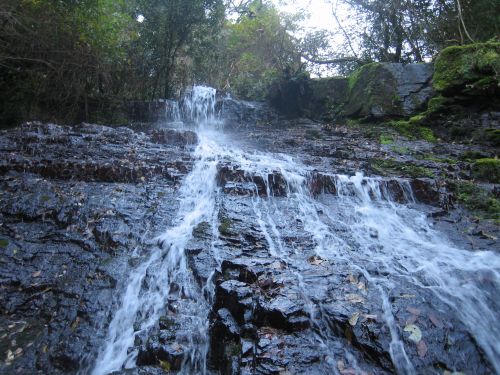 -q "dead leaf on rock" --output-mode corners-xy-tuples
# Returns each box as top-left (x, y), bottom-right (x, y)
(406, 307), (421, 316)
(357, 281), (367, 292)
(32, 271), (41, 278)
(171, 342), (183, 352)
(347, 274), (358, 284)
(345, 293), (365, 303)
(417, 340), (428, 358)
(429, 313), (444, 328)
(337, 360), (345, 371)
(349, 312), (360, 326)
(404, 324), (422, 343)
(308, 255), (325, 265)
(340, 369), (358, 375)
(346, 293), (365, 304)
(399, 294), (416, 299)
(270, 261), (284, 270)
(406, 314), (418, 325)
